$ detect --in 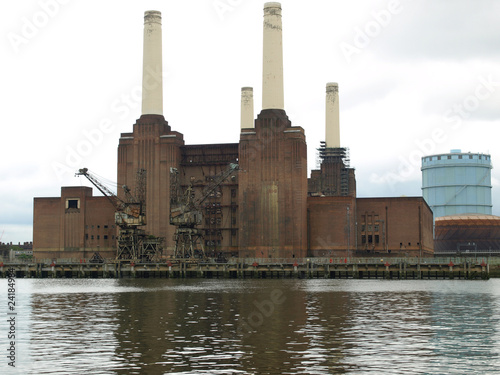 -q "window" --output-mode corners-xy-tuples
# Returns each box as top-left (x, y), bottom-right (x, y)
(367, 225), (372, 232)
(91, 235), (94, 240)
(361, 224), (366, 232)
(375, 235), (379, 244)
(368, 235), (373, 244)
(97, 225), (100, 229)
(97, 235), (100, 240)
(459, 155), (462, 159)
(374, 225), (379, 232)
(362, 235), (366, 244)
(85, 234), (88, 240)
(104, 225), (108, 229)
(104, 235), (108, 240)
(66, 199), (79, 209)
